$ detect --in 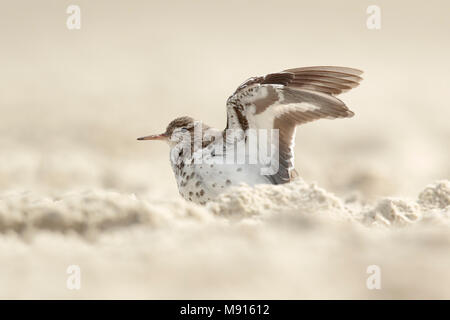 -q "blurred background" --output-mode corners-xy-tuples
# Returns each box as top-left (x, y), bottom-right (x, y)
(0, 0), (449, 299)
(1, 0), (448, 199)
